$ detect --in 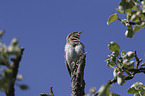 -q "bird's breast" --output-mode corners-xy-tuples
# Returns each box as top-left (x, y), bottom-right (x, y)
(65, 44), (76, 59)
(65, 43), (84, 64)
